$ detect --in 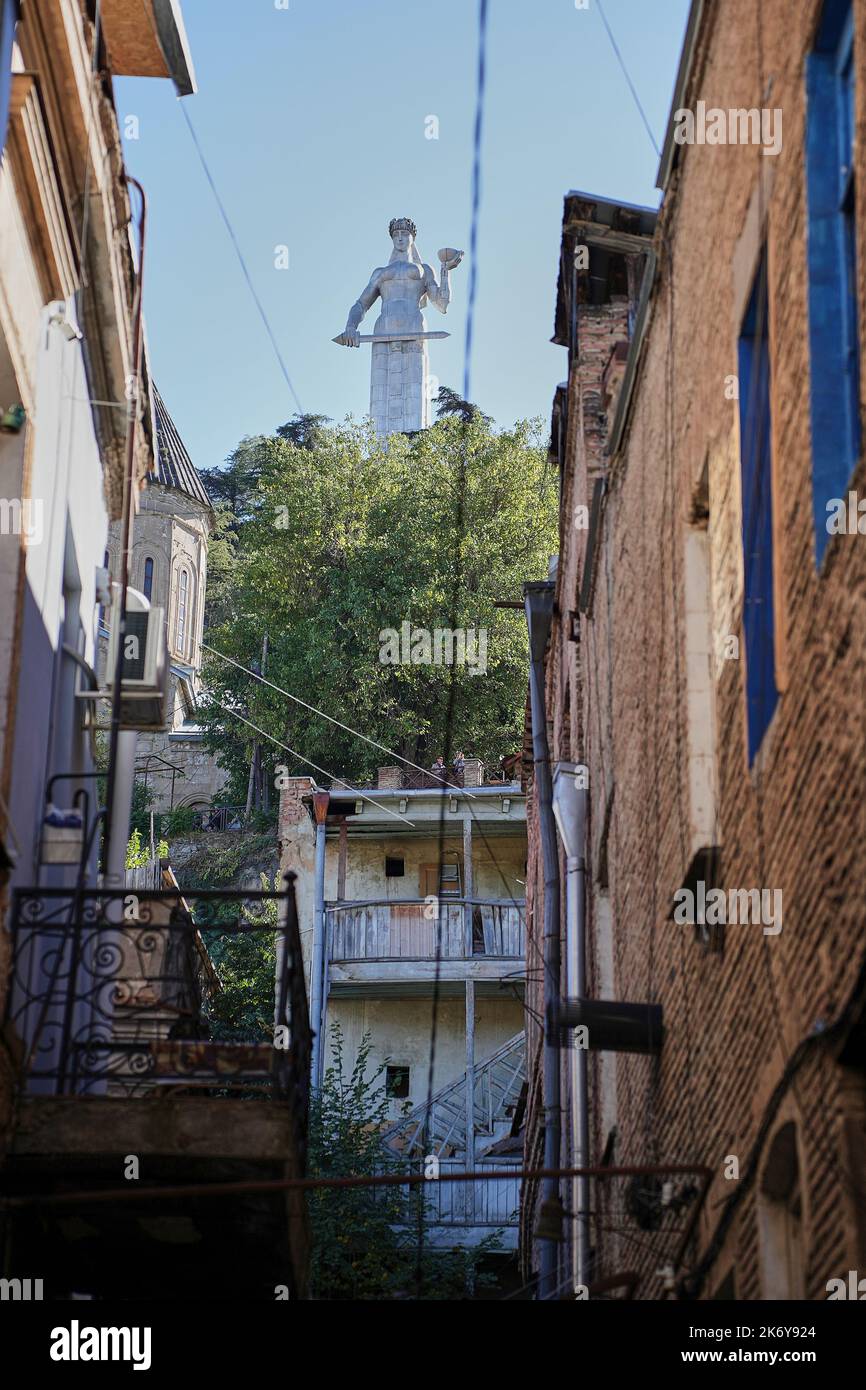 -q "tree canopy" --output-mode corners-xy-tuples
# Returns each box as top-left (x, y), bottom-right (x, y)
(198, 407), (557, 798)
